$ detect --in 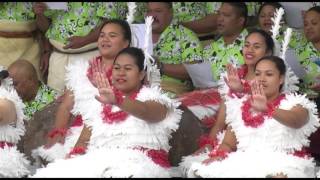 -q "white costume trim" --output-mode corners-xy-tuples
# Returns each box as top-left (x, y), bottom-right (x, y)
(187, 93), (319, 177)
(0, 87), (30, 177)
(32, 60), (182, 177)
